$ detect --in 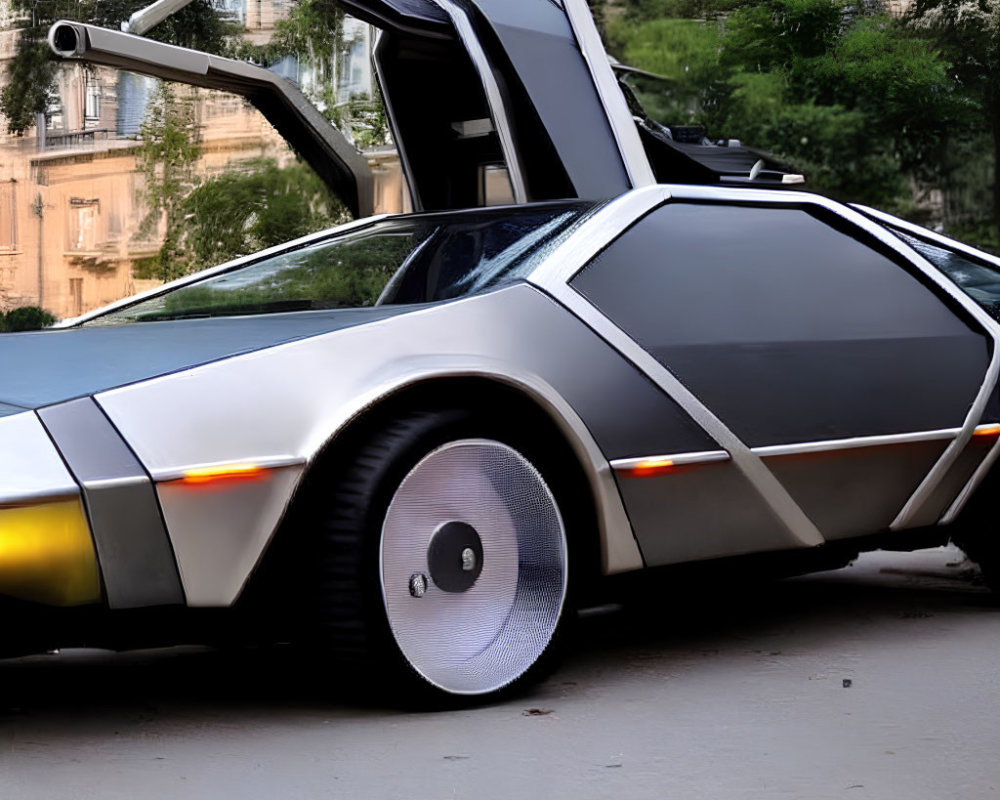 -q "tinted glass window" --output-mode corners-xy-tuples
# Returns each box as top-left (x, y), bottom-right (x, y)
(84, 204), (593, 325)
(572, 202), (988, 444)
(573, 203), (969, 346)
(382, 207), (588, 304)
(891, 229), (1000, 322)
(87, 228), (421, 324)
